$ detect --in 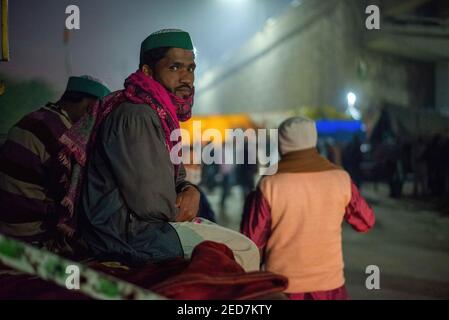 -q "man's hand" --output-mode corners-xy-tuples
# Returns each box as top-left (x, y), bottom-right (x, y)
(175, 186), (200, 222)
